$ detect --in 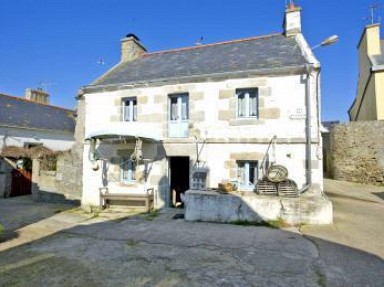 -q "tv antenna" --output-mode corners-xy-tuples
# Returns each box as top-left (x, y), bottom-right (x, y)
(38, 81), (56, 91)
(195, 36), (204, 46)
(97, 57), (106, 65)
(285, 0), (296, 8)
(364, 3), (381, 24)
